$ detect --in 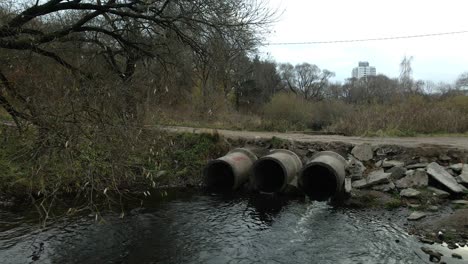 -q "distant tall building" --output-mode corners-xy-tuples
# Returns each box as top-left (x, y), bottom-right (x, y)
(352, 61), (376, 79)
